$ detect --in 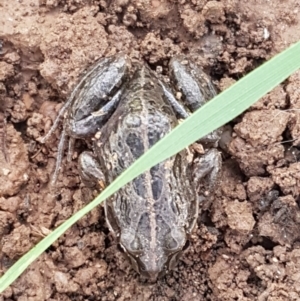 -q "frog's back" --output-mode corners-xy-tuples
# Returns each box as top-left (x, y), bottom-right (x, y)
(95, 63), (196, 280)
(98, 65), (178, 162)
